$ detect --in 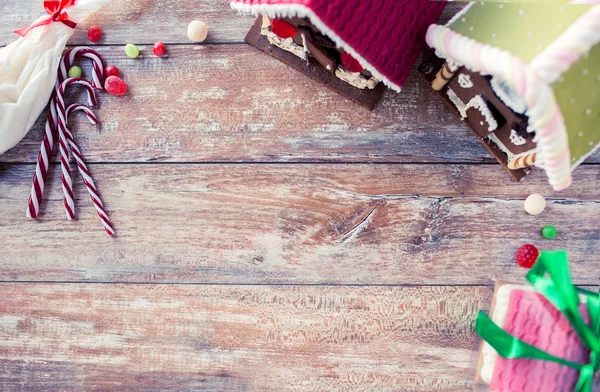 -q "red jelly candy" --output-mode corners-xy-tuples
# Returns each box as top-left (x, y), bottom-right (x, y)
(88, 26), (102, 43)
(271, 19), (297, 39)
(104, 76), (128, 96)
(104, 65), (119, 77)
(516, 244), (539, 269)
(153, 42), (167, 57)
(341, 52), (364, 73)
